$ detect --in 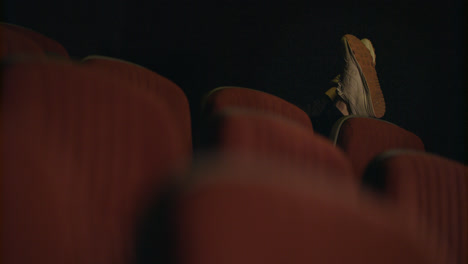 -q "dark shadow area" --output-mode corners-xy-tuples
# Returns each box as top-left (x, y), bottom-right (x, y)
(4, 0), (466, 162)
(135, 183), (179, 264)
(362, 155), (388, 194)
